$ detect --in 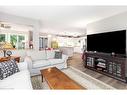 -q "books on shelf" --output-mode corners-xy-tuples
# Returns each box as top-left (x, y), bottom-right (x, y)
(97, 62), (106, 68)
(87, 57), (94, 67)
